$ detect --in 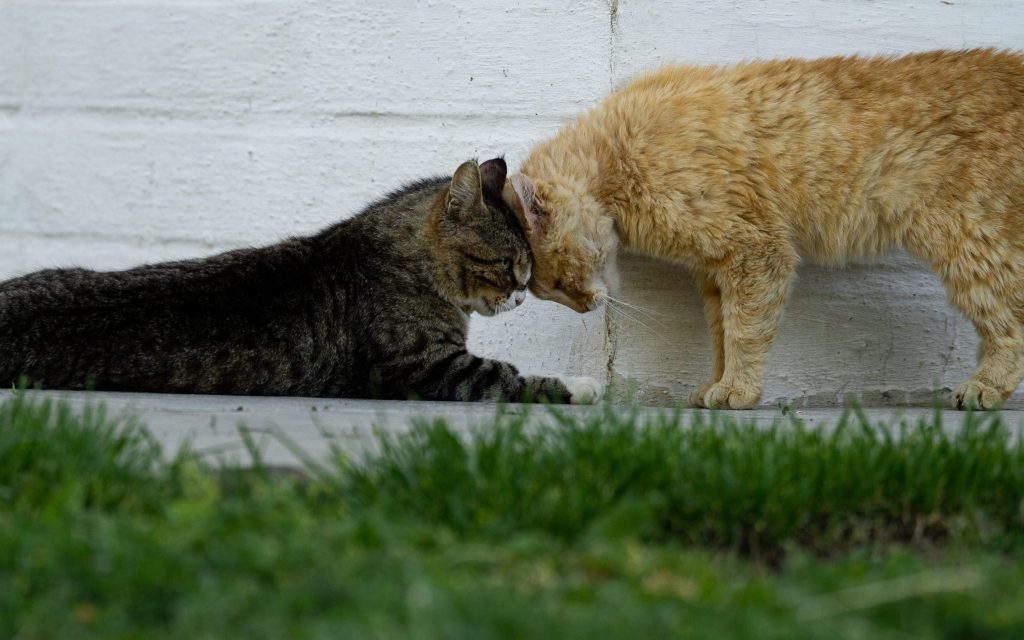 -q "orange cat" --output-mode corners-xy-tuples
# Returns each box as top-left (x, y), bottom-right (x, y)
(509, 49), (1024, 409)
